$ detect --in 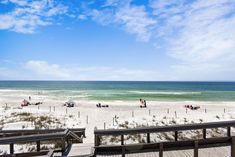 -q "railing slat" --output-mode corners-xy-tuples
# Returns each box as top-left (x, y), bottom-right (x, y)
(232, 137), (235, 157)
(121, 135), (124, 145)
(159, 143), (163, 157)
(36, 141), (40, 152)
(95, 135), (100, 146)
(228, 126), (231, 137)
(10, 143), (14, 154)
(203, 129), (206, 139)
(122, 146), (125, 157)
(175, 131), (178, 141)
(147, 133), (150, 143)
(61, 137), (66, 156)
(194, 141), (198, 157)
